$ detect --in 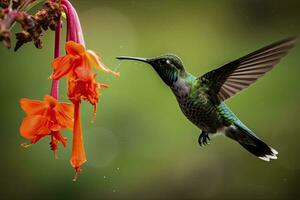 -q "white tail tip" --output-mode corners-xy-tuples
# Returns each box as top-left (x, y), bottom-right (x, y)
(258, 147), (278, 162)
